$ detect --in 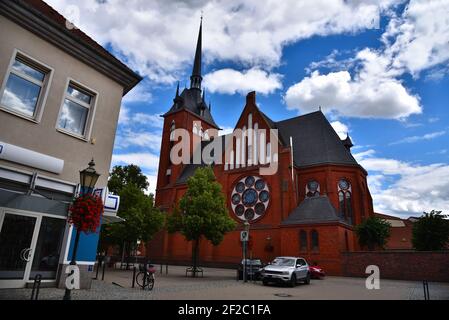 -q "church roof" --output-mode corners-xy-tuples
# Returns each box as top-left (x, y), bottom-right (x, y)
(275, 111), (359, 168)
(281, 196), (344, 225)
(174, 110), (361, 185)
(164, 87), (218, 128)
